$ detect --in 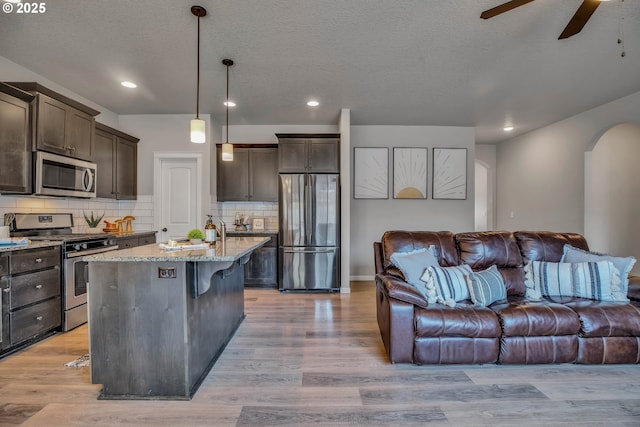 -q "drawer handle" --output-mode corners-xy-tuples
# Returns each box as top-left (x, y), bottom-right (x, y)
(2, 288), (9, 293)
(35, 258), (43, 263)
(35, 284), (43, 289)
(36, 316), (43, 321)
